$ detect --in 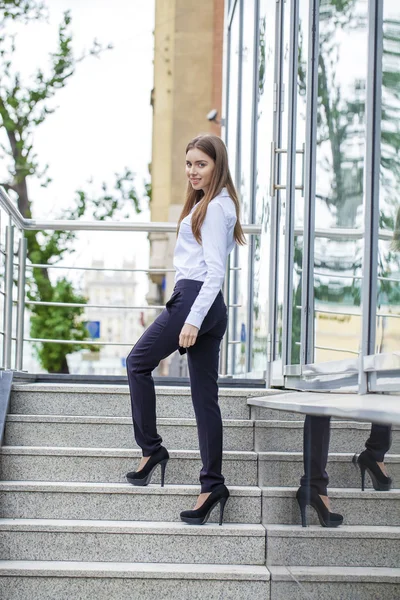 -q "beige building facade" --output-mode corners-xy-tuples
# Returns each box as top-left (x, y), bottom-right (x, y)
(148, 0), (225, 305)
